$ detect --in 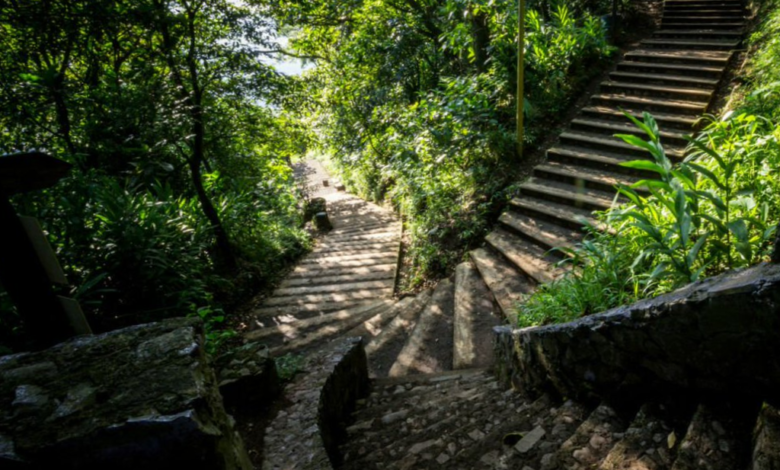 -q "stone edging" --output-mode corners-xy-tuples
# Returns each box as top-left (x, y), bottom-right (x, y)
(495, 262), (780, 403)
(262, 337), (369, 469)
